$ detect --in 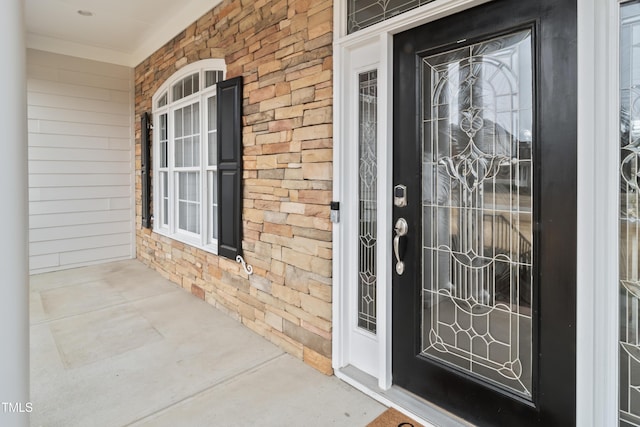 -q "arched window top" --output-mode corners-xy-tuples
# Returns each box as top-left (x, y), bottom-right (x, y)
(152, 58), (226, 110)
(151, 57), (227, 253)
